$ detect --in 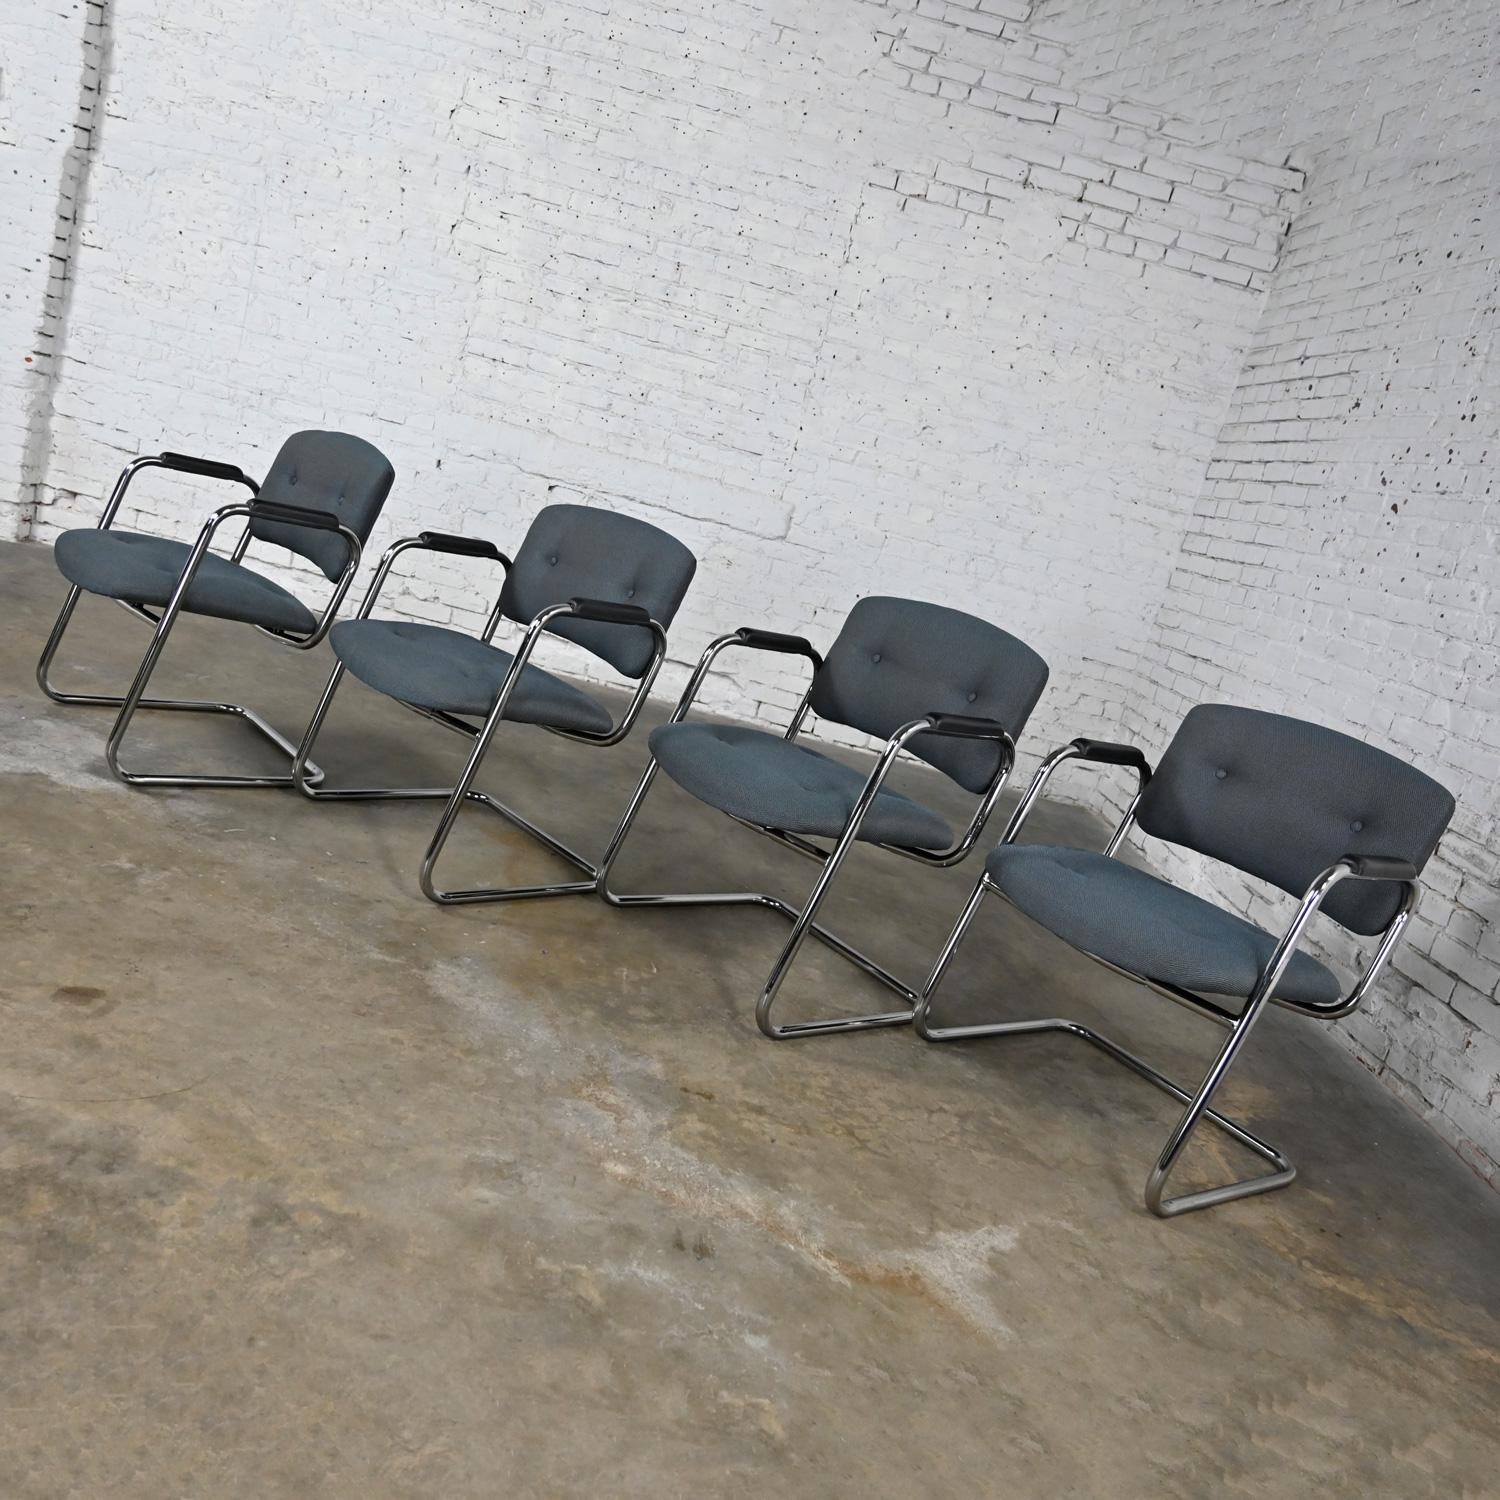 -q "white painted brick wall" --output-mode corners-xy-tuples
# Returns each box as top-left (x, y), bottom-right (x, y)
(0, 1), (98, 536)
(19, 0), (1278, 768)
(866, 0), (1302, 290)
(6, 0), (1497, 1186)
